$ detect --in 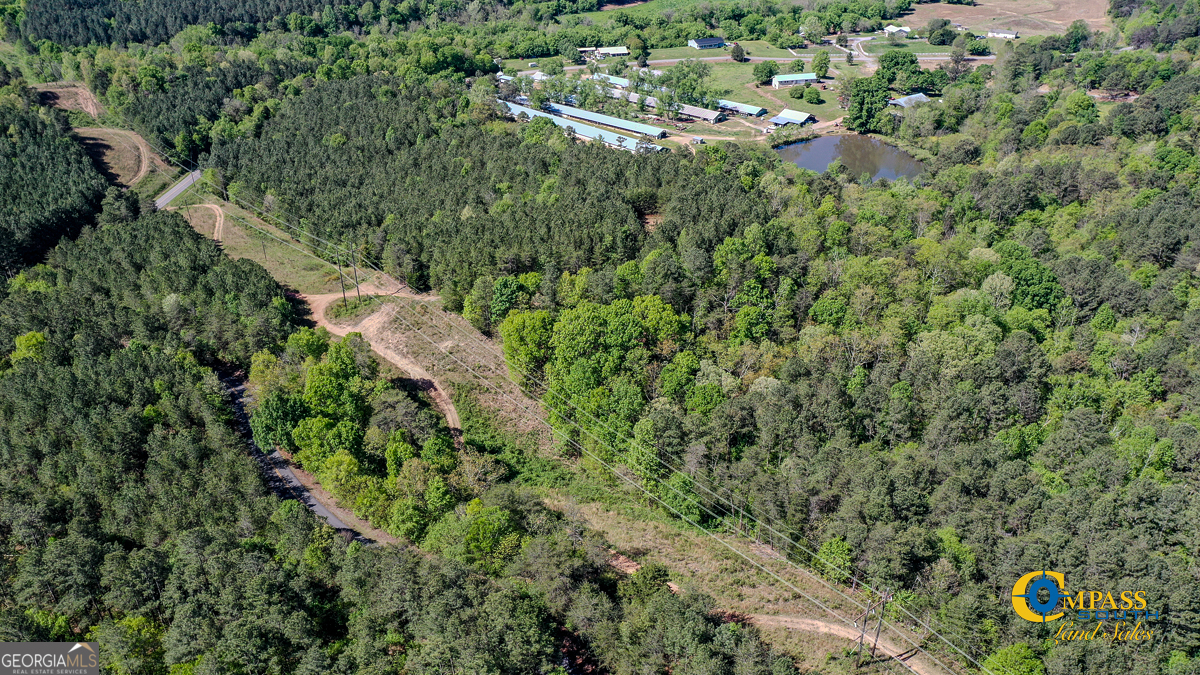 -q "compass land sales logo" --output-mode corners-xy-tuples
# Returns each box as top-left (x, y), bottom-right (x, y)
(0, 642), (98, 675)
(1011, 571), (1159, 645)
